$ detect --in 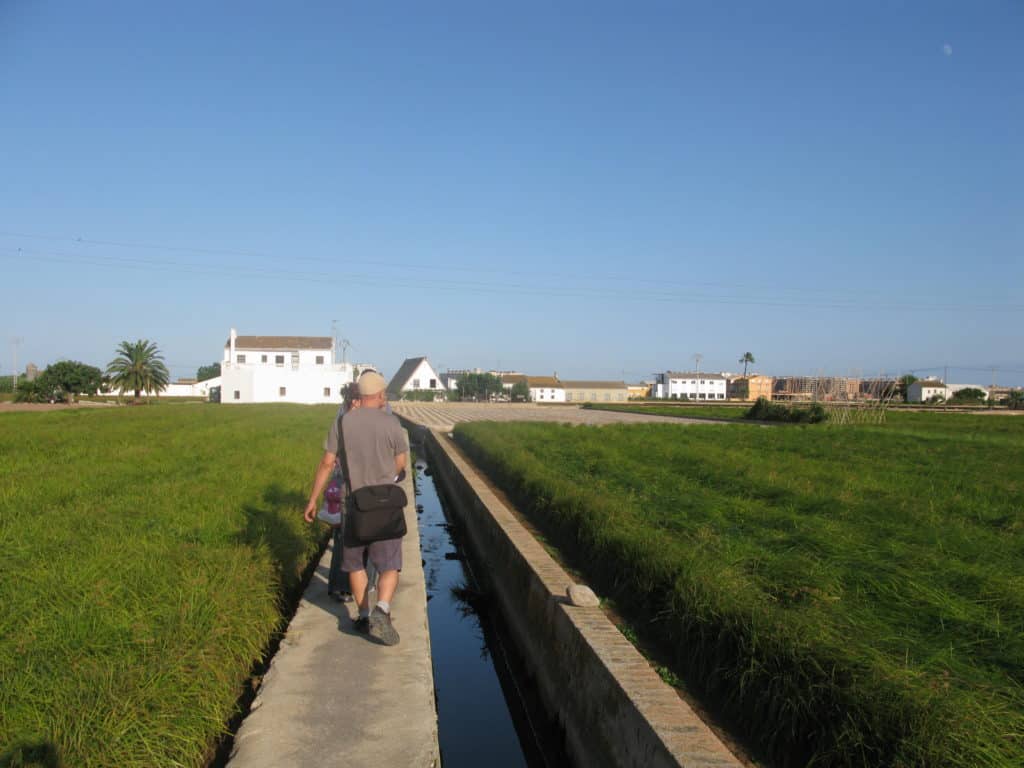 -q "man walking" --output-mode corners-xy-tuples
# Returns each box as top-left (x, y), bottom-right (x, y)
(304, 371), (408, 645)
